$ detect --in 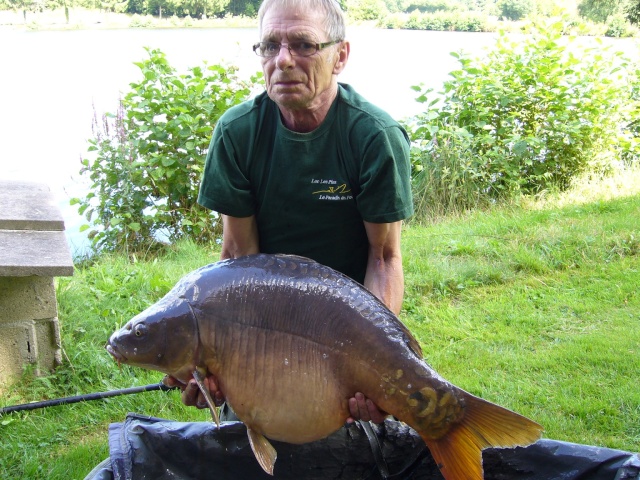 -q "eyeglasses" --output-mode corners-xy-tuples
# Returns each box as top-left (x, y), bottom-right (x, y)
(253, 40), (342, 58)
